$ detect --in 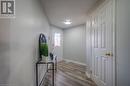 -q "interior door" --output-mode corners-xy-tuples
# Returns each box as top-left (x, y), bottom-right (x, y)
(91, 1), (115, 86)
